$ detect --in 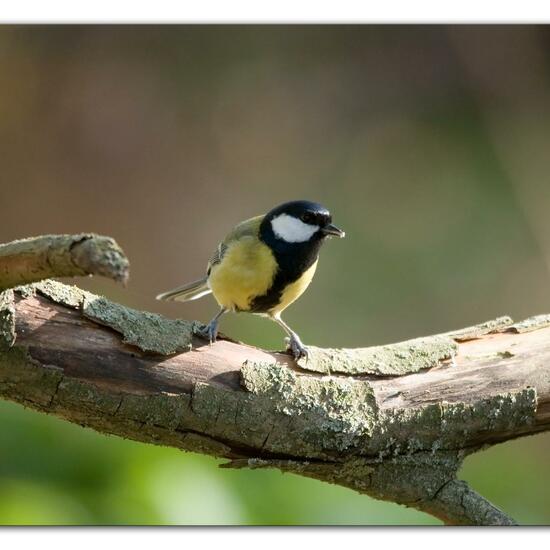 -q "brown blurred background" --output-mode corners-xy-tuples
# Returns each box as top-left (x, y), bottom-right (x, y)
(1, 25), (550, 524)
